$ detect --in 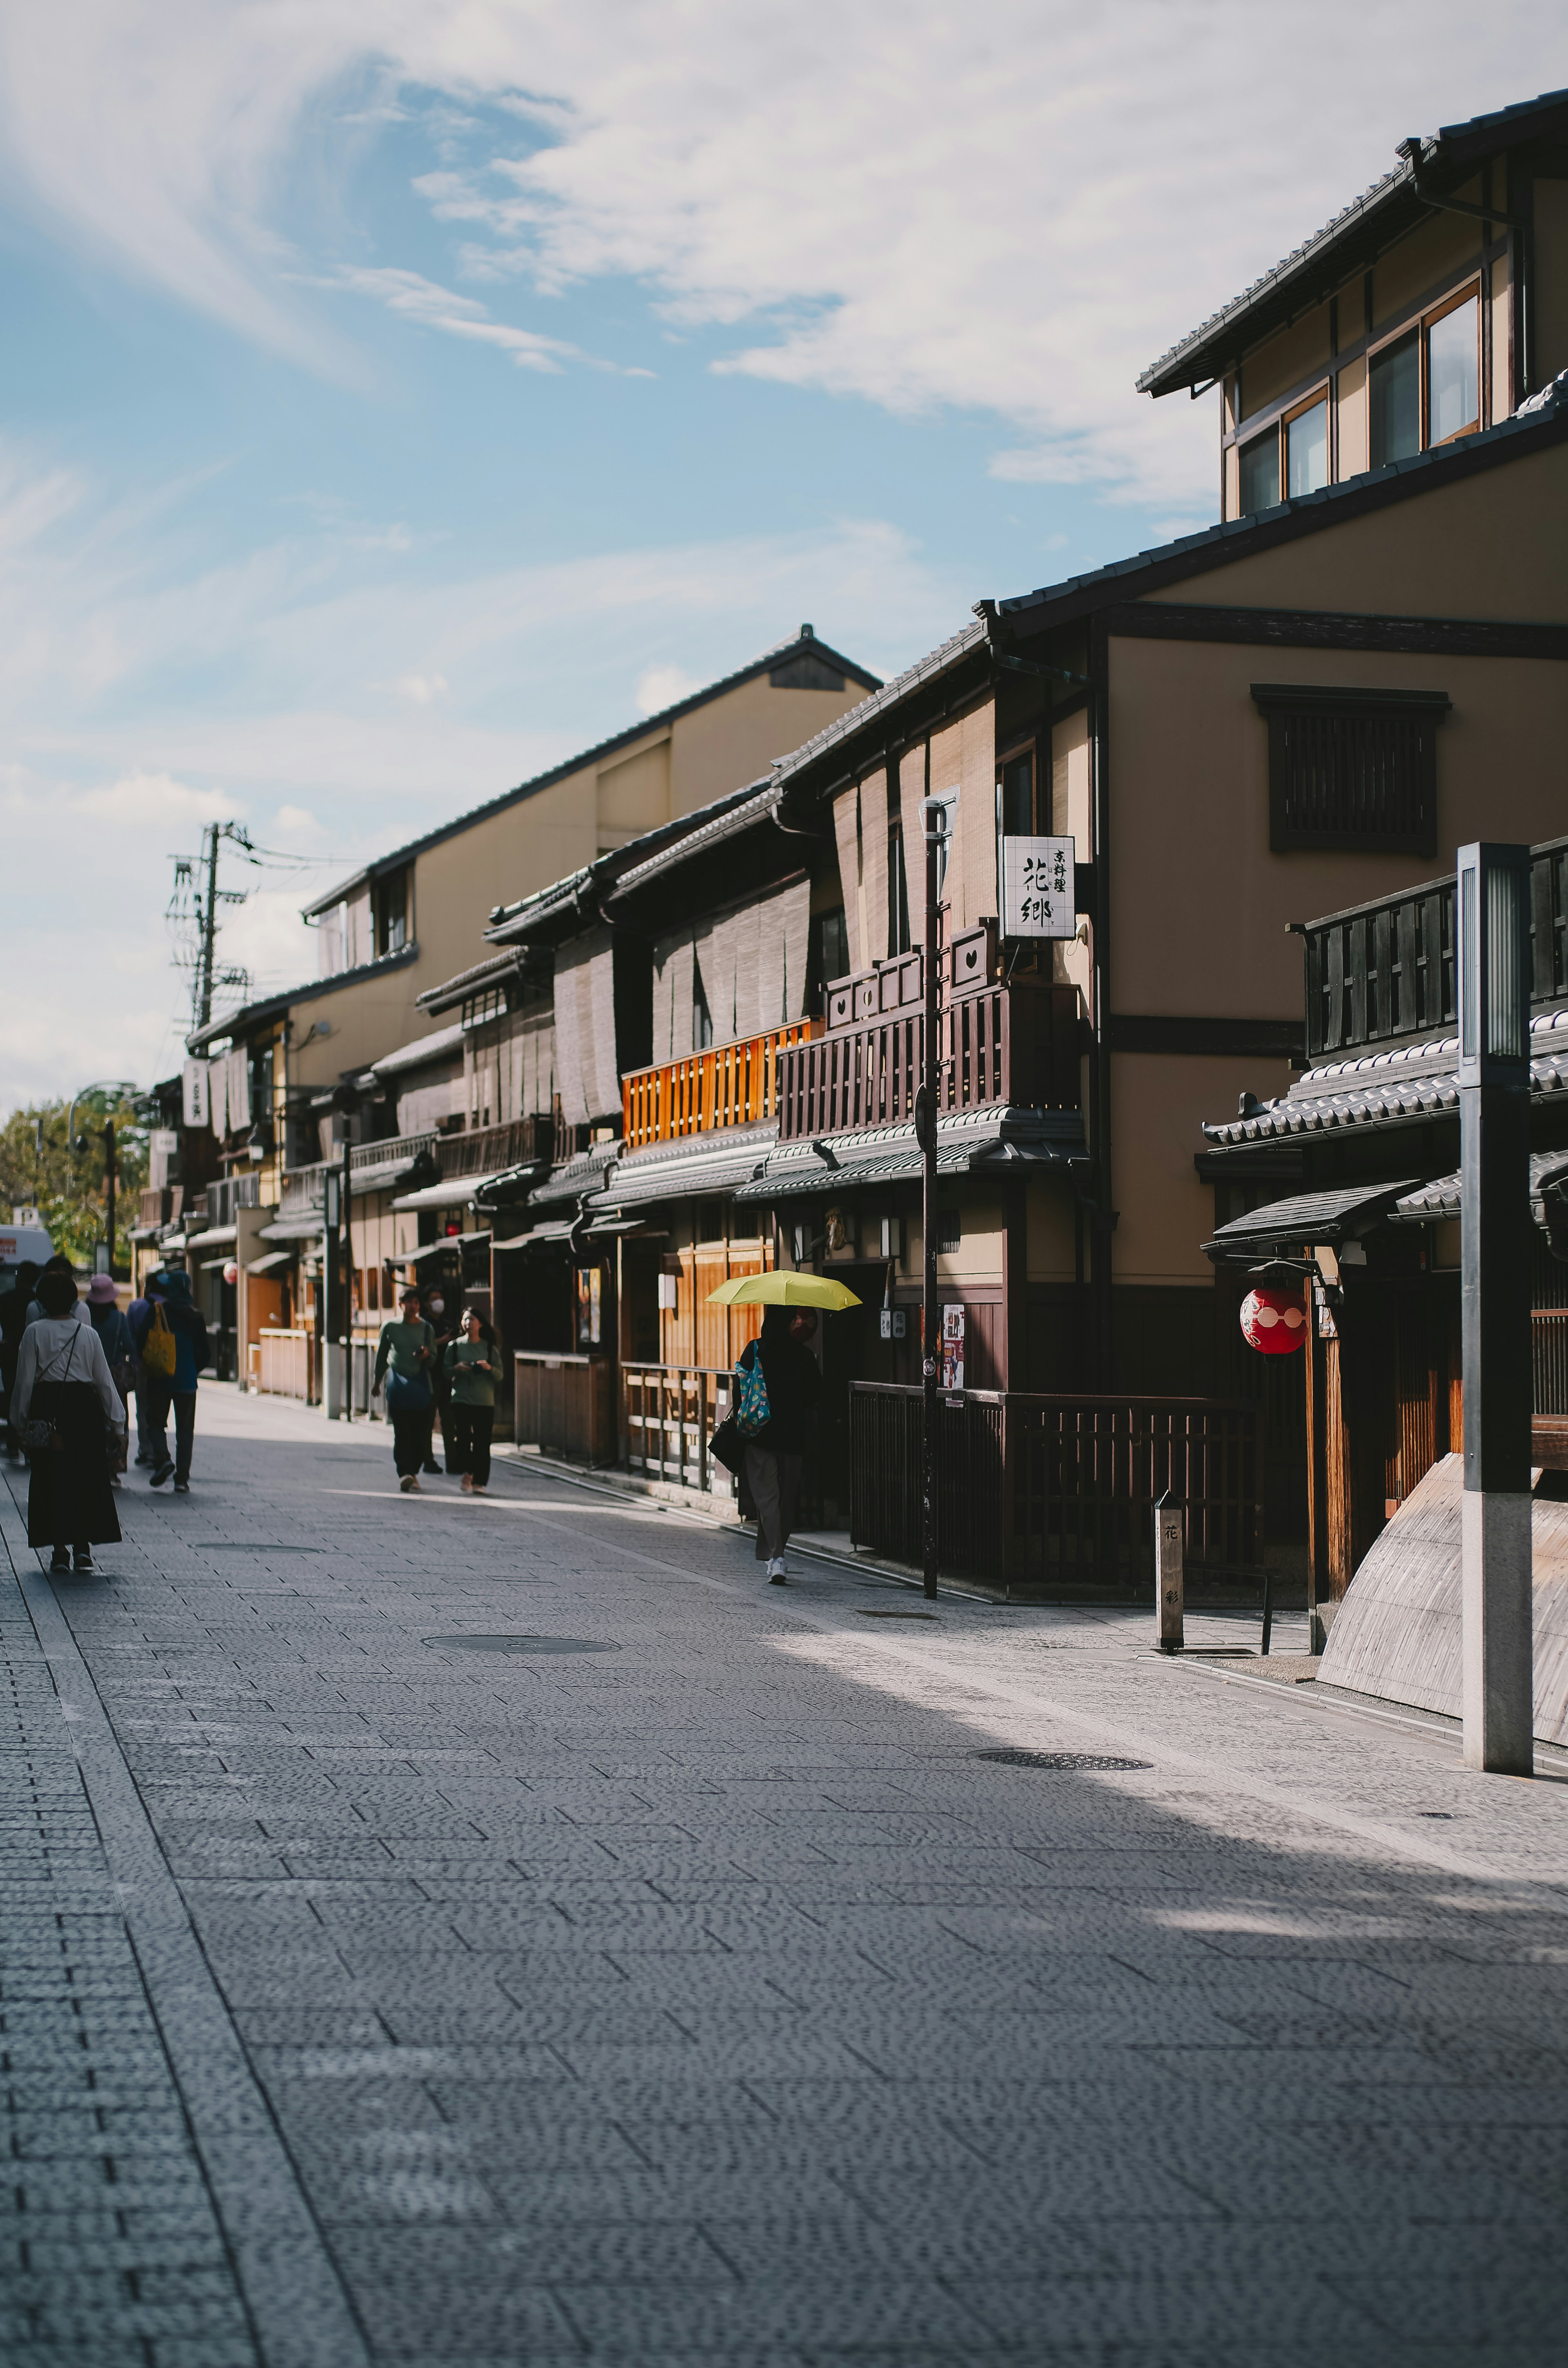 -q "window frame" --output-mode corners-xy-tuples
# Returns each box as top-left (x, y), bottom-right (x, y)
(1367, 274), (1482, 461)
(1252, 681), (1450, 858)
(1236, 378), (1331, 516)
(1422, 280), (1483, 448)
